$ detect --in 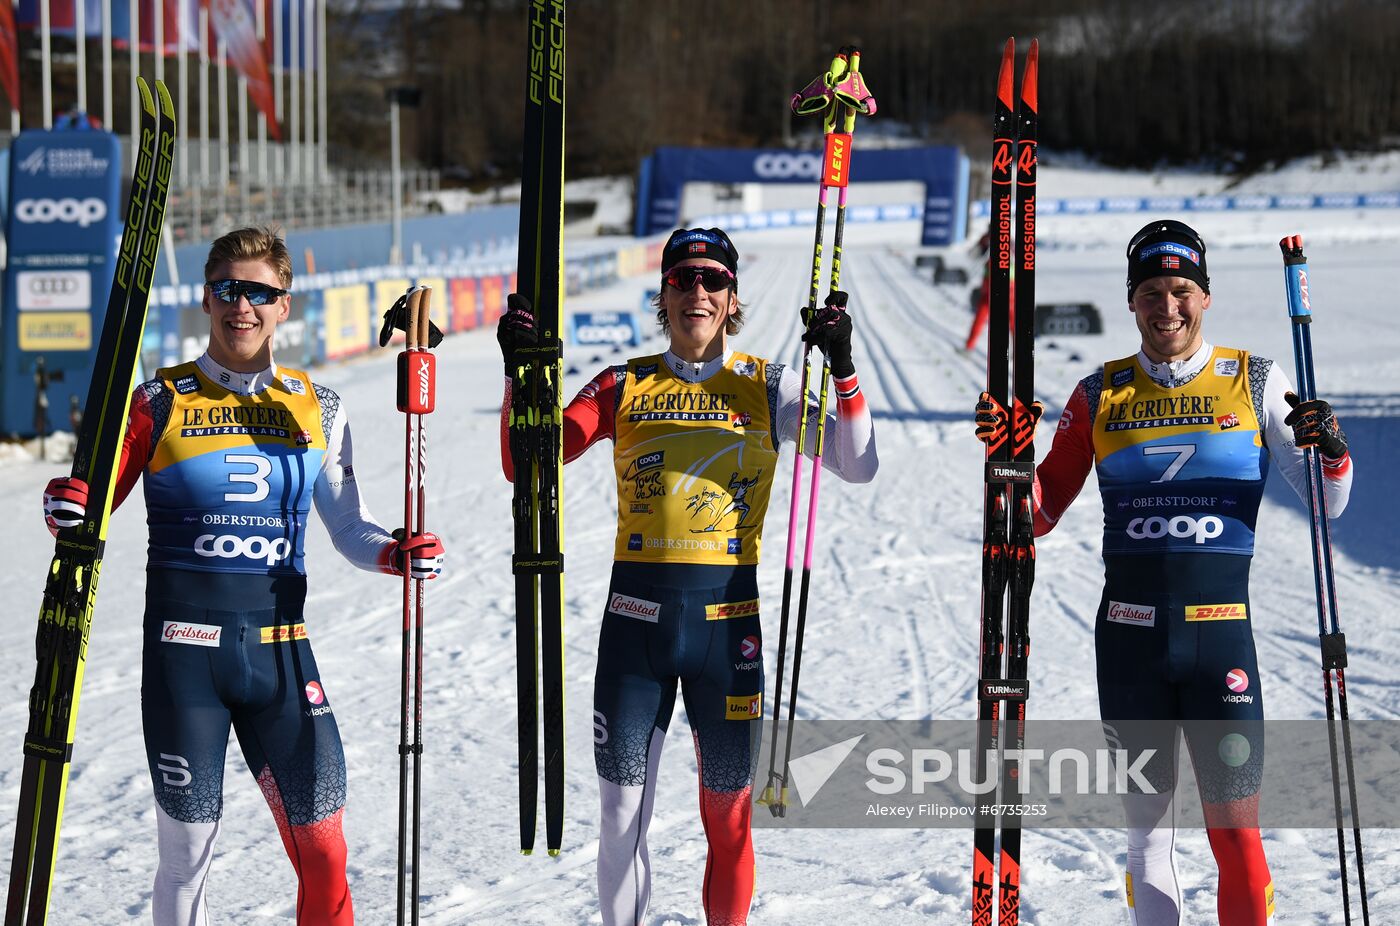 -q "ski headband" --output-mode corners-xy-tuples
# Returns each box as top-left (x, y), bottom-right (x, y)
(661, 227), (739, 276)
(1126, 219), (1210, 298)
